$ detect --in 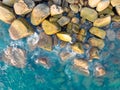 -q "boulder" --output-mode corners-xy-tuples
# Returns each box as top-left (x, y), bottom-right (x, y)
(111, 0), (120, 7)
(88, 0), (101, 8)
(57, 16), (70, 26)
(9, 18), (34, 40)
(2, 0), (15, 7)
(31, 4), (50, 25)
